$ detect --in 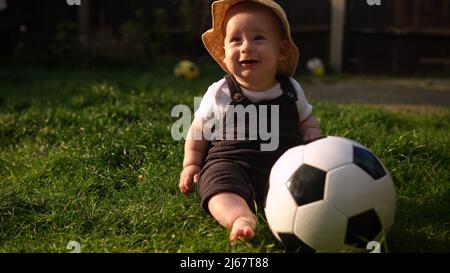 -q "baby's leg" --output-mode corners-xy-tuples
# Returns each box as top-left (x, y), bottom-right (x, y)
(208, 192), (256, 243)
